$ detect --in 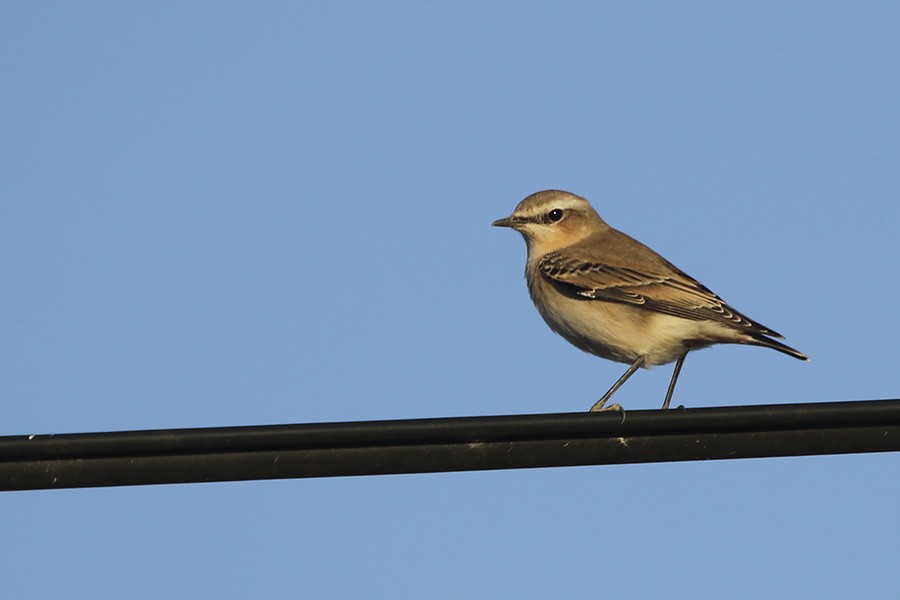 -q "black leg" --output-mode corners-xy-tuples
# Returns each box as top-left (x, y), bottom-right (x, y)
(590, 356), (646, 412)
(661, 352), (688, 410)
